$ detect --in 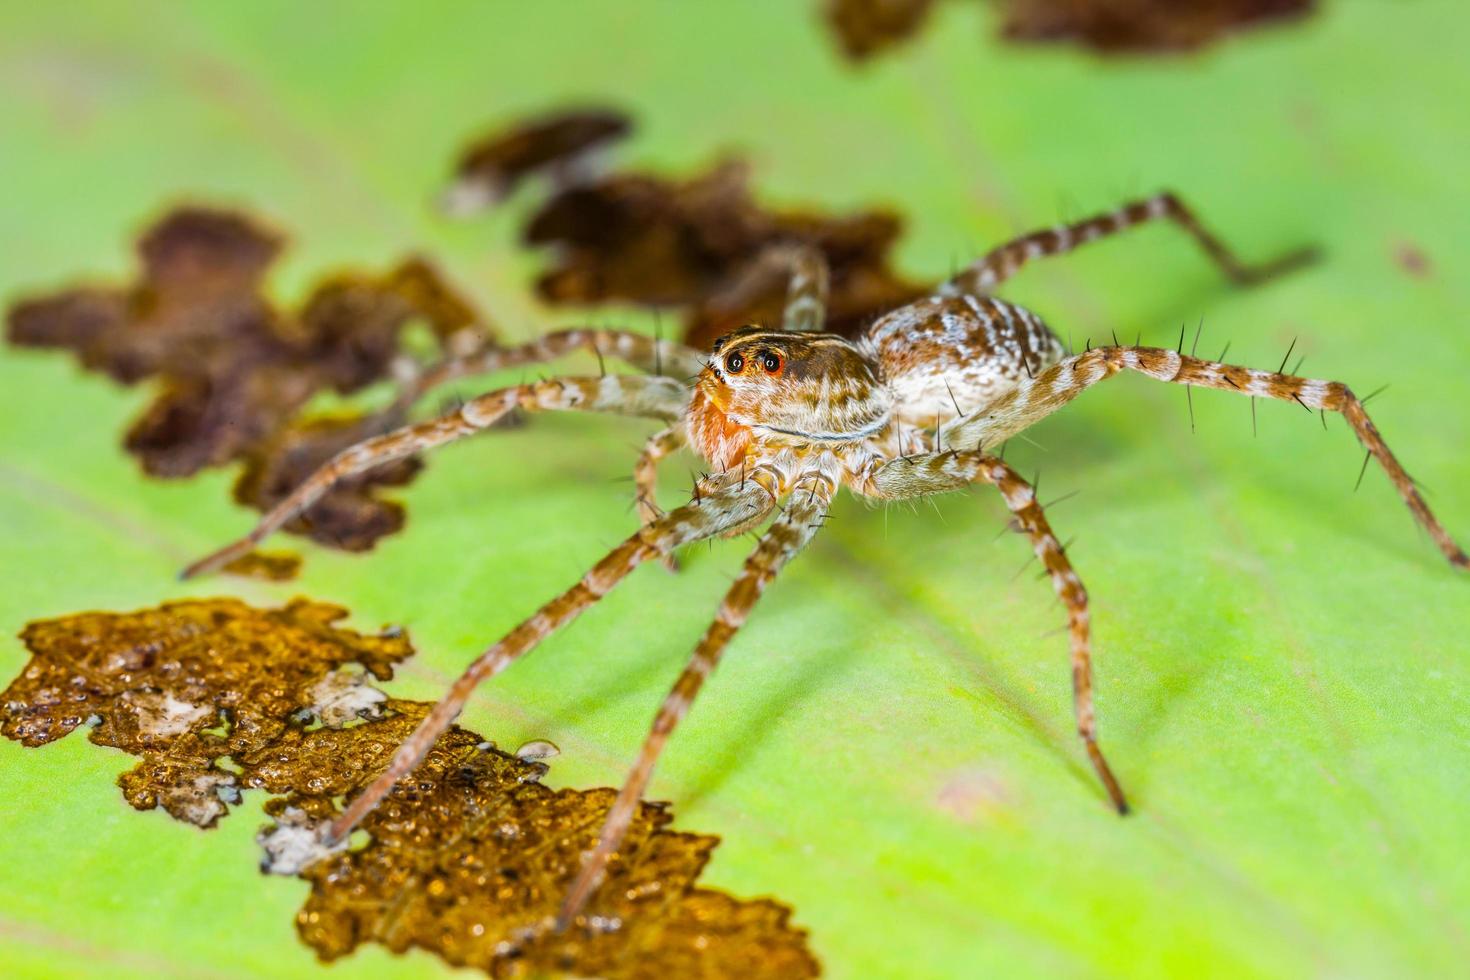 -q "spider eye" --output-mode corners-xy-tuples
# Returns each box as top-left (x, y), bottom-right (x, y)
(725, 353), (745, 374)
(760, 351), (782, 373)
